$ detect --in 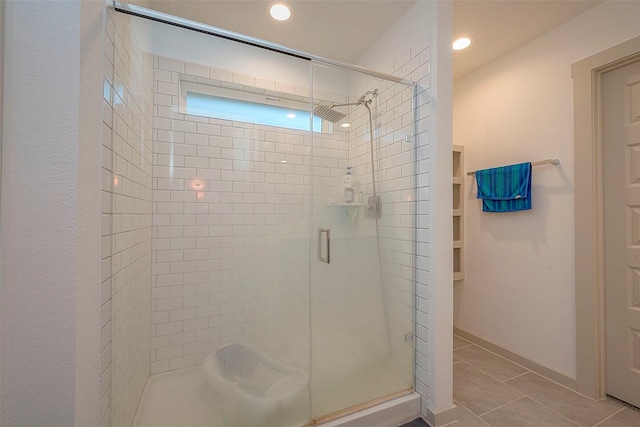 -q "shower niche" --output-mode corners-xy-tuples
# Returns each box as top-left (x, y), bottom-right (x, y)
(105, 6), (416, 427)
